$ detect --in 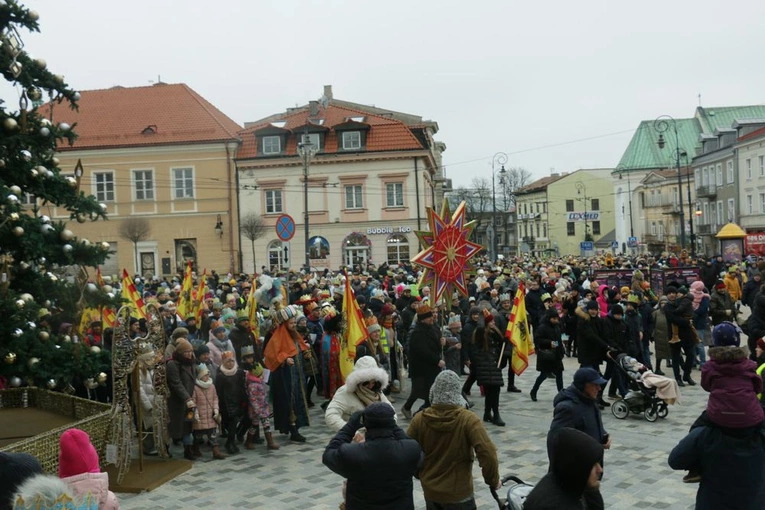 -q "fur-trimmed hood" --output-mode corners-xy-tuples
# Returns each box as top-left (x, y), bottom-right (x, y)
(12, 474), (97, 510)
(708, 346), (749, 362)
(344, 355), (389, 393)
